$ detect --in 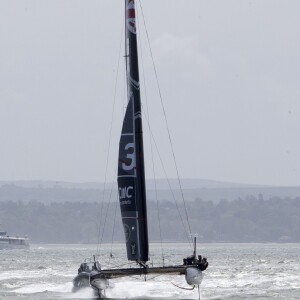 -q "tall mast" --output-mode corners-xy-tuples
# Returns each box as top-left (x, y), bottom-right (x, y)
(117, 0), (149, 263)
